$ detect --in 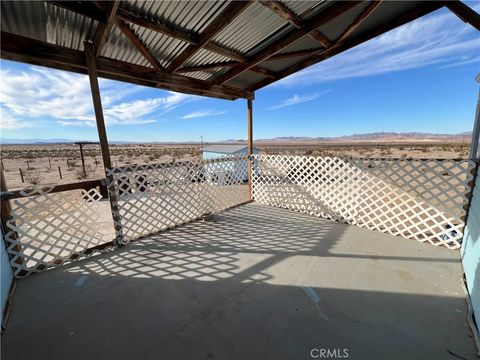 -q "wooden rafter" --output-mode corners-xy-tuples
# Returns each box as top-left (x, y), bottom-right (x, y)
(166, 1), (251, 73)
(177, 62), (239, 73)
(93, 0), (120, 55)
(445, 1), (480, 31)
(247, 1), (444, 92)
(115, 18), (163, 70)
(213, 1), (359, 85)
(259, 1), (303, 28)
(117, 7), (253, 68)
(116, 7), (198, 45)
(49, 1), (105, 22)
(1, 32), (253, 100)
(176, 47), (328, 74)
(204, 43), (249, 63)
(177, 62), (276, 78)
(258, 1), (332, 47)
(336, 0), (383, 44)
(309, 30), (332, 47)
